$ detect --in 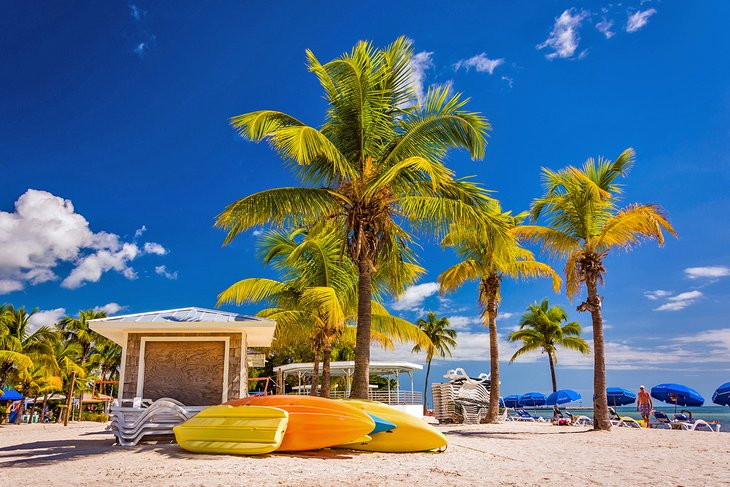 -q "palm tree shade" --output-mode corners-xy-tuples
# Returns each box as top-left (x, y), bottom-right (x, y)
(215, 37), (494, 398)
(518, 148), (676, 430)
(412, 312), (456, 415)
